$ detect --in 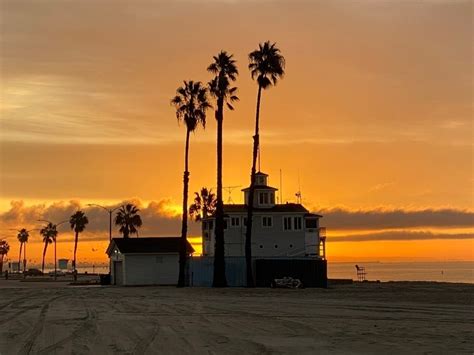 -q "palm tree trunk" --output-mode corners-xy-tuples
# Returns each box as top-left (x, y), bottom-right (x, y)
(213, 97), (227, 287)
(73, 231), (79, 281)
(54, 239), (57, 281)
(245, 84), (262, 287)
(23, 243), (27, 277)
(178, 129), (191, 287)
(42, 243), (48, 274)
(18, 242), (23, 270)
